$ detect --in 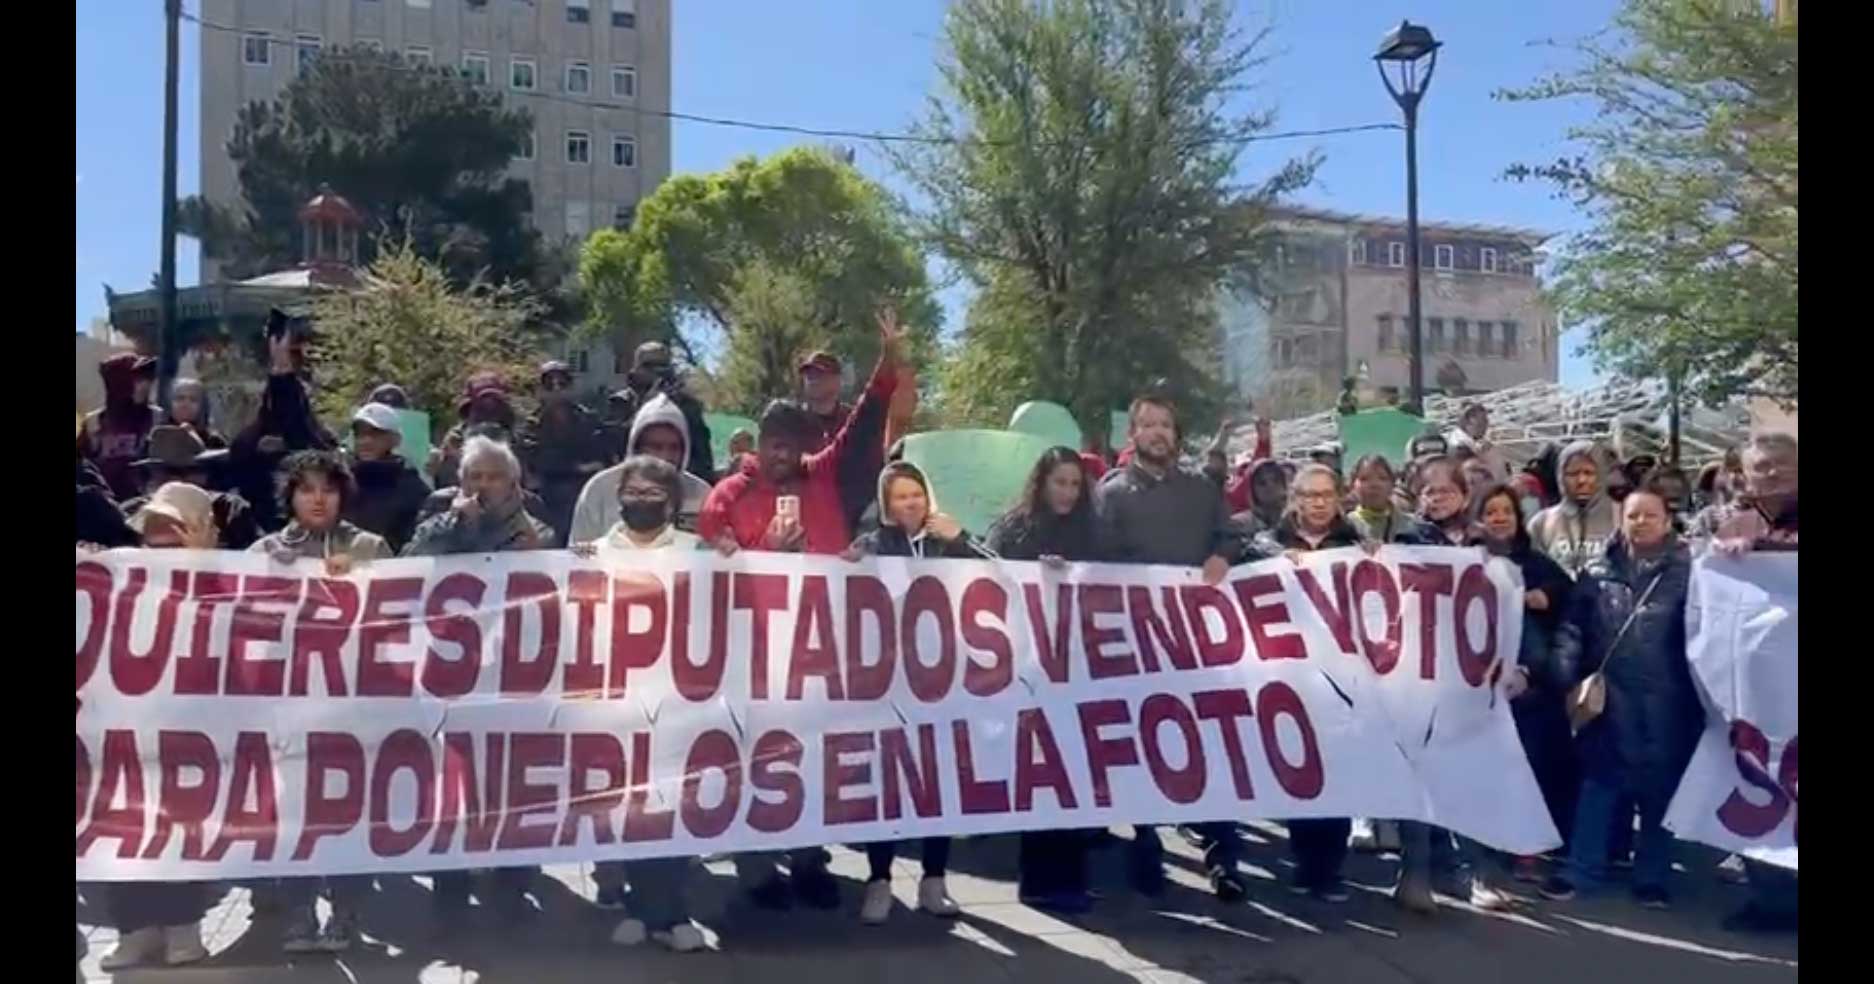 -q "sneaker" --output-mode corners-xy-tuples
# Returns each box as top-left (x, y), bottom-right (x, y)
(1209, 865), (1248, 903)
(594, 883), (630, 911)
(1539, 876), (1577, 902)
(1722, 902), (1799, 934)
(99, 927), (165, 971)
(1512, 856), (1544, 884)
(1312, 878), (1352, 904)
(611, 917), (648, 946)
(1633, 885), (1671, 910)
(282, 906), (322, 955)
(1716, 854), (1750, 885)
(1394, 877), (1436, 914)
(746, 876), (792, 911)
(316, 908), (360, 953)
(918, 876), (961, 917)
(1469, 879), (1512, 912)
(861, 880), (894, 925)
(792, 866), (842, 911)
(163, 923), (209, 966)
(651, 923), (706, 953)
